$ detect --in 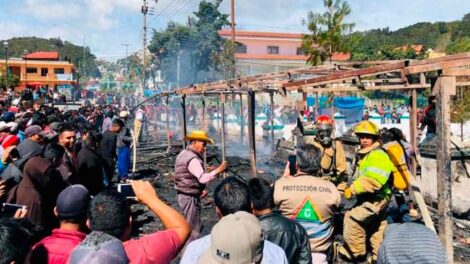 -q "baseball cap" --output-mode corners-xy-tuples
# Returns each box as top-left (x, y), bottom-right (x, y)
(197, 211), (264, 264)
(69, 231), (129, 264)
(2, 135), (19, 149)
(56, 184), (91, 218)
(24, 125), (47, 138)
